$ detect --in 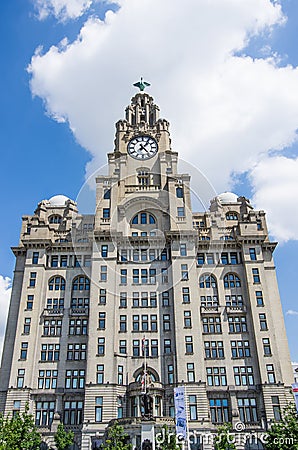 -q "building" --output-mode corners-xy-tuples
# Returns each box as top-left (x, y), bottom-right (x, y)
(293, 363), (298, 384)
(0, 85), (294, 450)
